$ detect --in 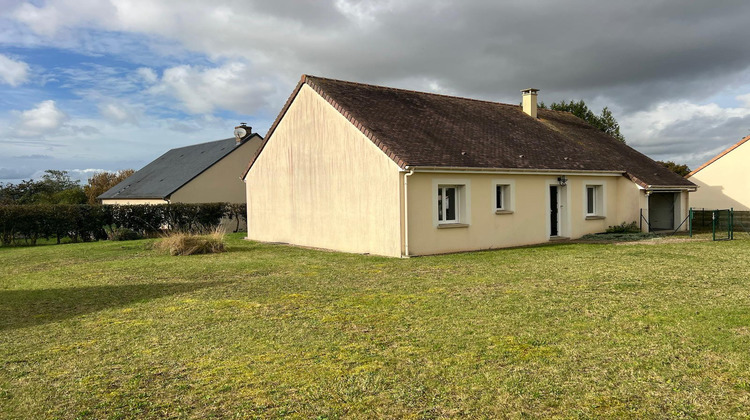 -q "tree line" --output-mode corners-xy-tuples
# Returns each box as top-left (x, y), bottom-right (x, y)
(0, 169), (134, 205)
